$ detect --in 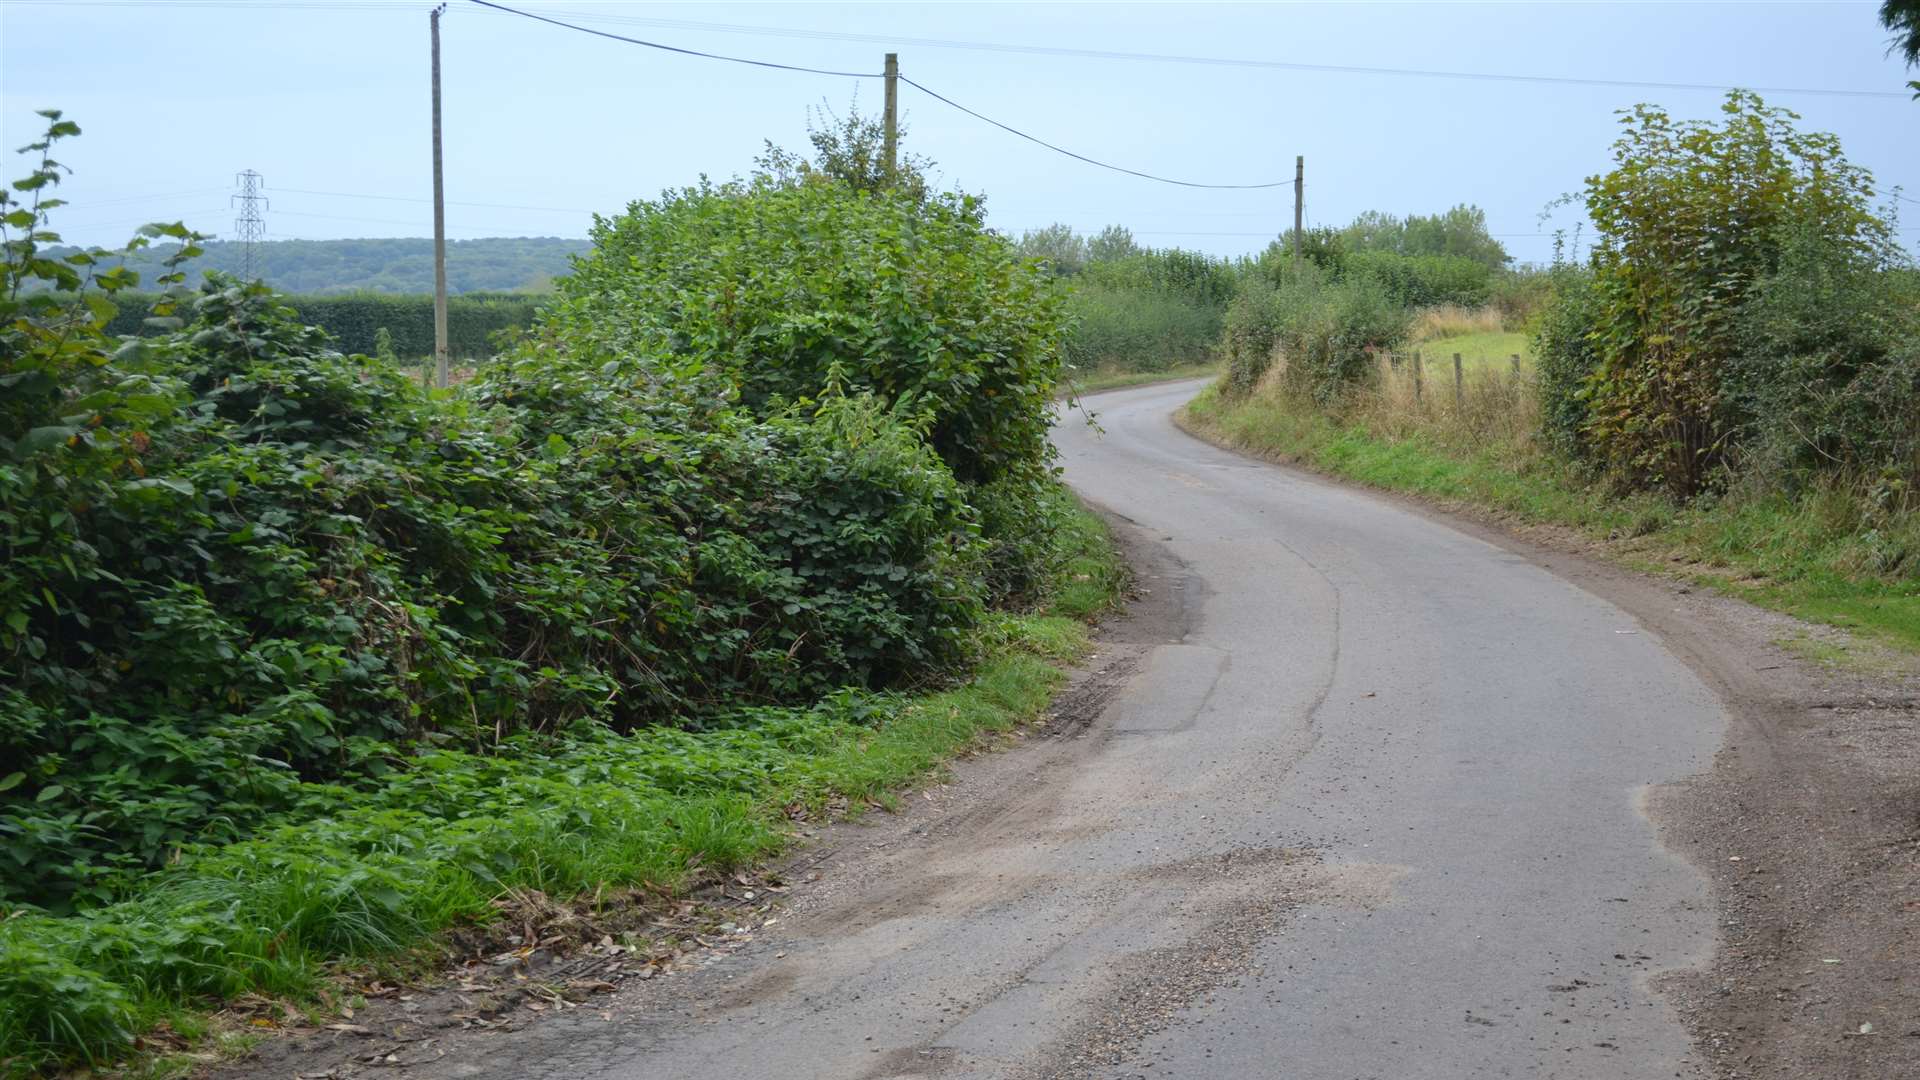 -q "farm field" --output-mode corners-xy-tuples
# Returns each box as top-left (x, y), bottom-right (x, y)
(1406, 329), (1531, 372)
